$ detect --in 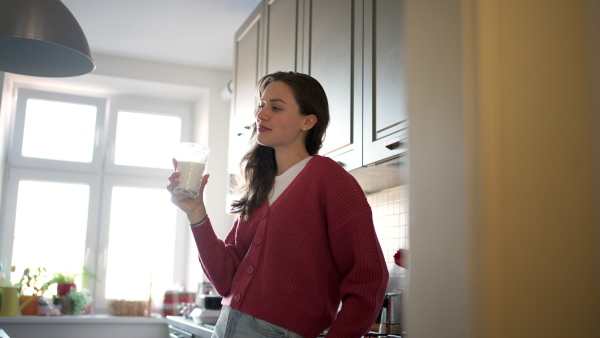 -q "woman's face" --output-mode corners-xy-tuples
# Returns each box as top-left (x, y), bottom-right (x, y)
(256, 81), (315, 153)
